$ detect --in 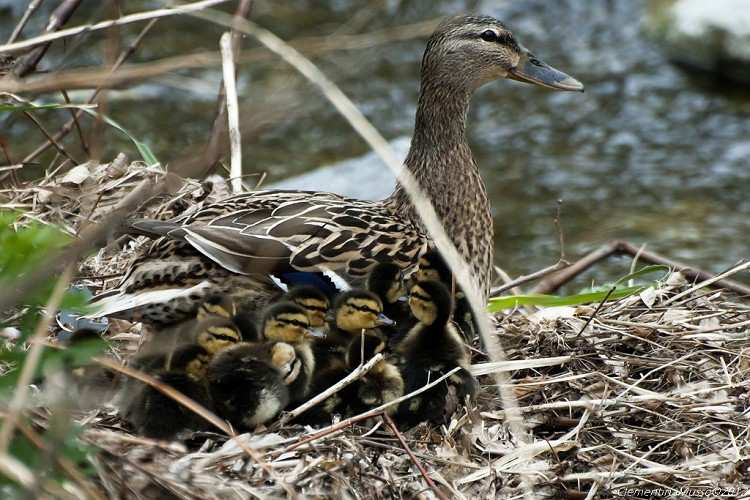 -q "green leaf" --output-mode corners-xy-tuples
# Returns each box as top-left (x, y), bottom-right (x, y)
(79, 108), (159, 166)
(487, 265), (670, 312)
